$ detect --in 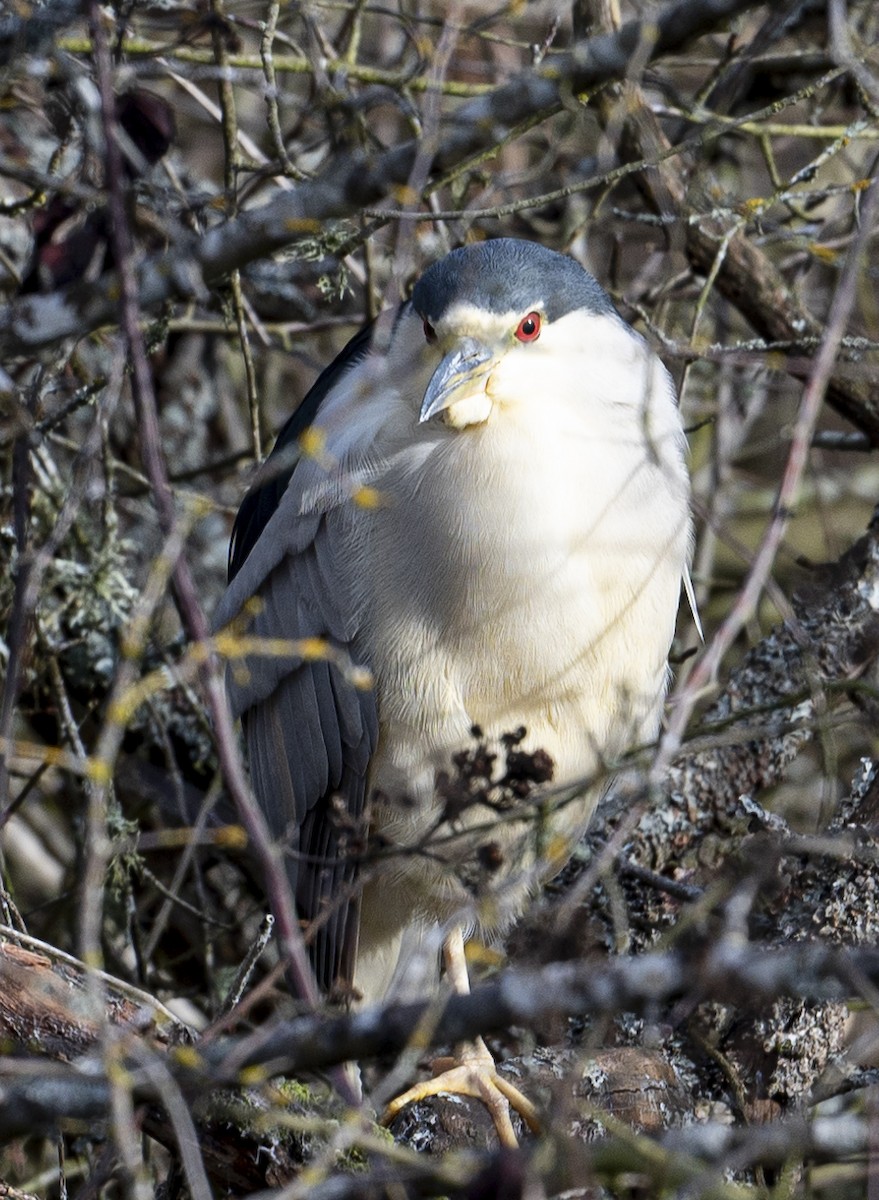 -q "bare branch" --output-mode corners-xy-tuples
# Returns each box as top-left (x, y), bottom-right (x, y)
(0, 0), (763, 359)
